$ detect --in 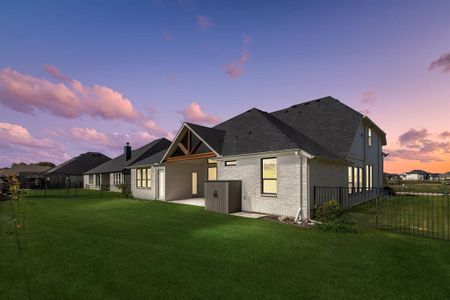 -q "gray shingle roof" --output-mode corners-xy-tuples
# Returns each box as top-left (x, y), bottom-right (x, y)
(129, 149), (167, 168)
(271, 96), (373, 159)
(85, 138), (171, 174)
(164, 96), (386, 161)
(45, 152), (111, 176)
